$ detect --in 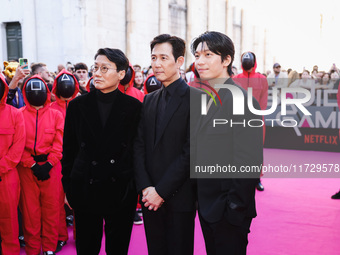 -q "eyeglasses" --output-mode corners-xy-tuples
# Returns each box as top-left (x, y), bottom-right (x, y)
(91, 65), (117, 74)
